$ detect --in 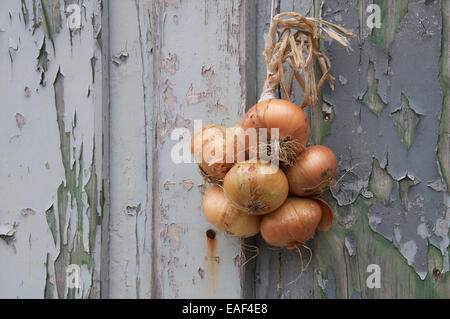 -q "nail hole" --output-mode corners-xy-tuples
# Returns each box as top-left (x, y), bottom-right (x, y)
(206, 229), (216, 240)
